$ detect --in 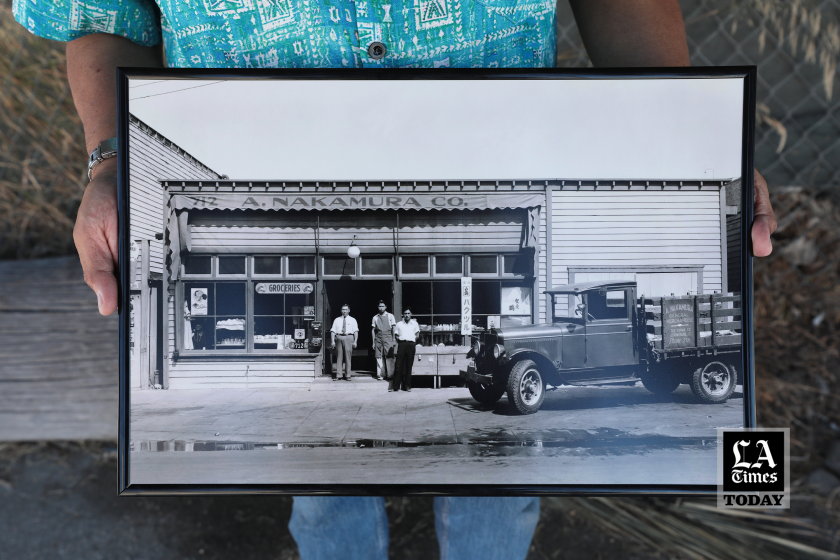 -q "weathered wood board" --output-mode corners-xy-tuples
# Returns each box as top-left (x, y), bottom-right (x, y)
(662, 298), (696, 349)
(0, 257), (117, 441)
